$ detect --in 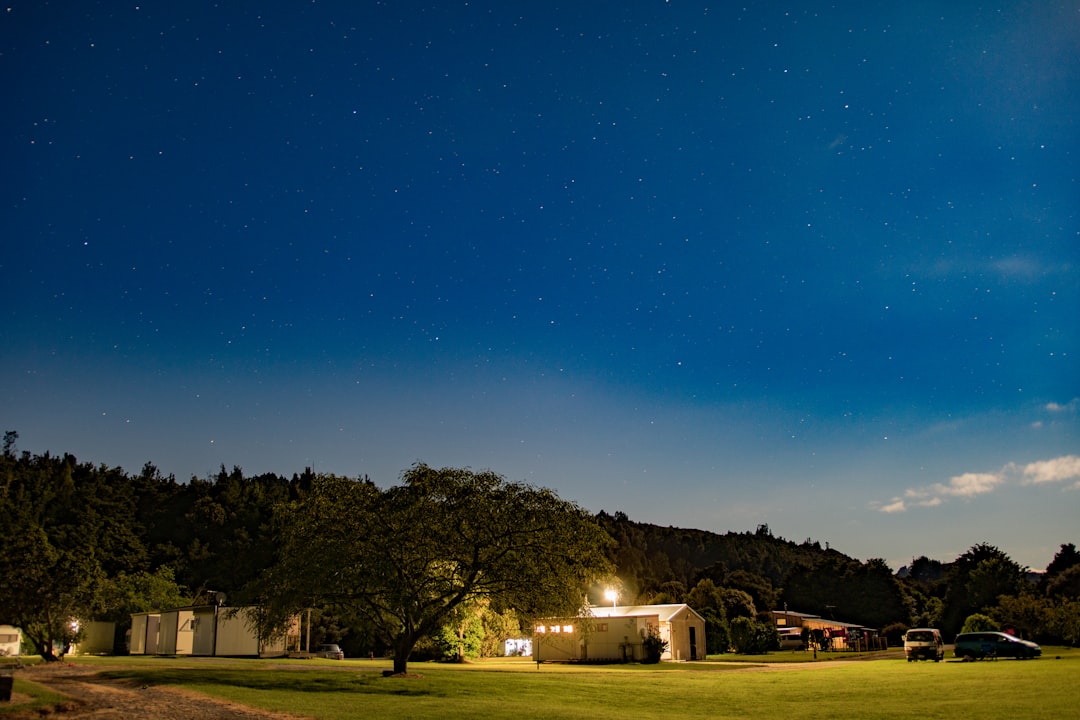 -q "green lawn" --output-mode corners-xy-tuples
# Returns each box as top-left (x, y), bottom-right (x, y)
(20, 649), (1080, 720)
(0, 676), (72, 716)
